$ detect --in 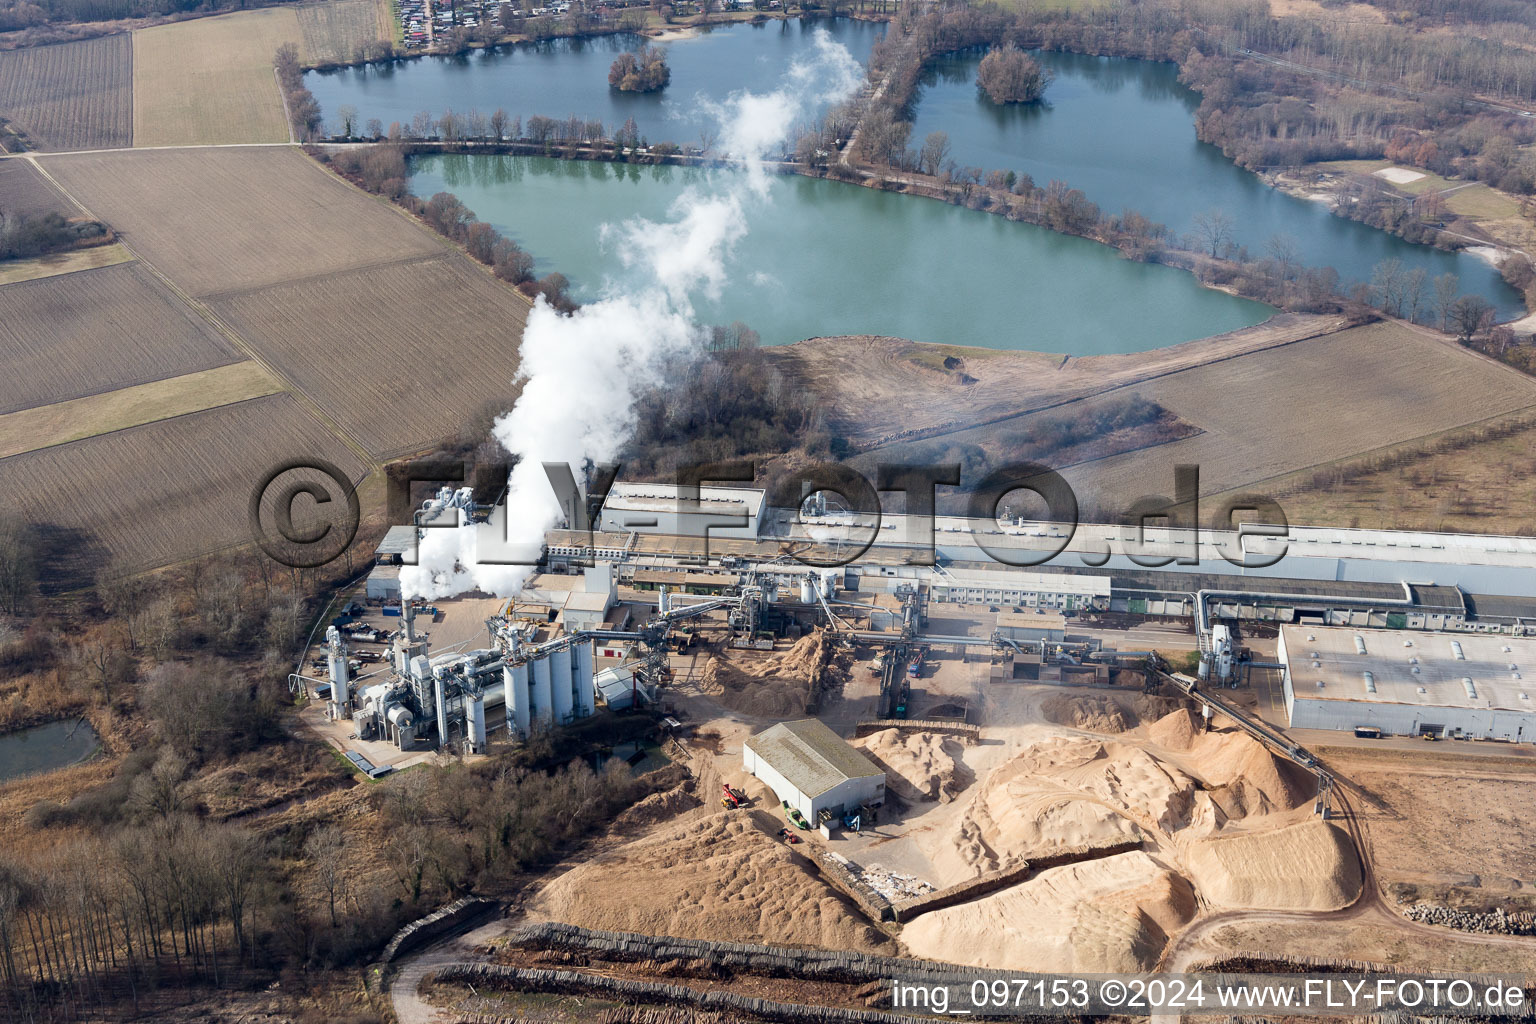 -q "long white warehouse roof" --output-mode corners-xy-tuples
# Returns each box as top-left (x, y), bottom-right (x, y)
(1280, 625), (1536, 712)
